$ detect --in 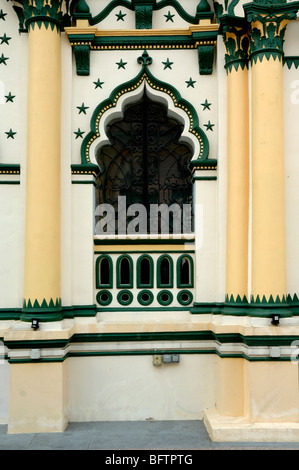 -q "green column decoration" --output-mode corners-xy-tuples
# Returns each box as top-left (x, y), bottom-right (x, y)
(244, 1), (299, 64)
(21, 0), (63, 31)
(220, 15), (249, 73)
